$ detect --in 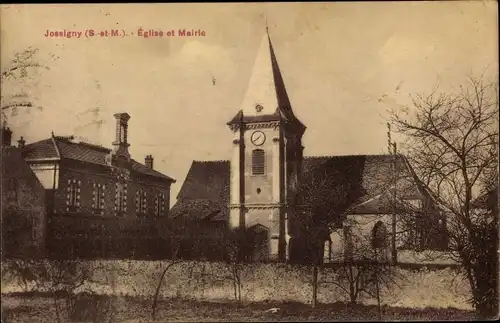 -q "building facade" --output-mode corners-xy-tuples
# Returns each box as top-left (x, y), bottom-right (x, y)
(171, 30), (449, 264)
(15, 113), (176, 259)
(22, 113), (175, 219)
